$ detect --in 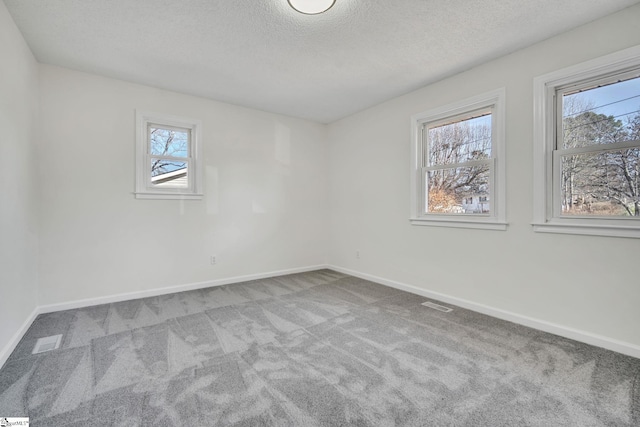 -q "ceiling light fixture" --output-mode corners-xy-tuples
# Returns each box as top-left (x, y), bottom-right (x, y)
(287, 0), (336, 15)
